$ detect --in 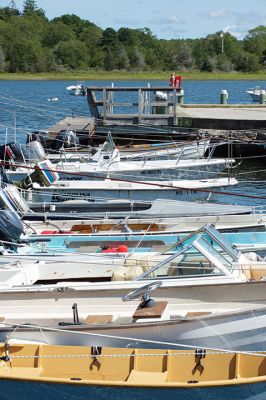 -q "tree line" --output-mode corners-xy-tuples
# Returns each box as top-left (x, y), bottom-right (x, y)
(0, 0), (265, 73)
